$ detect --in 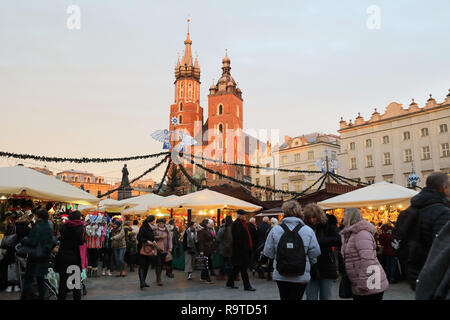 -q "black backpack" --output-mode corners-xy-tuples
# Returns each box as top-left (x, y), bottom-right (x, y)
(276, 222), (306, 276)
